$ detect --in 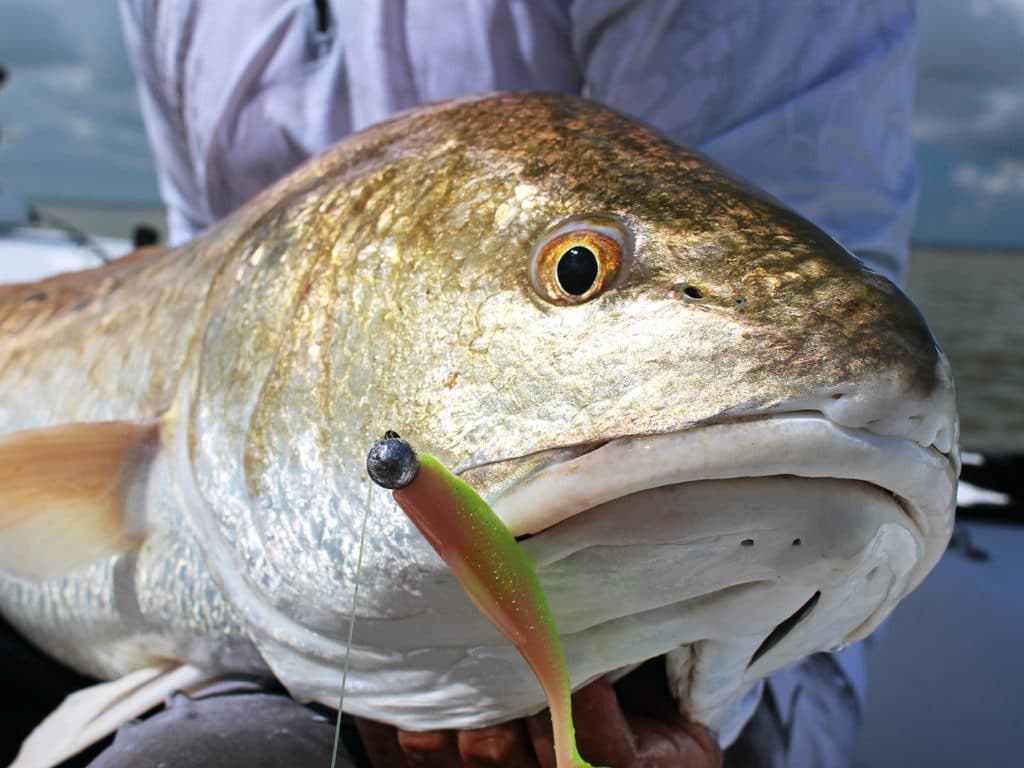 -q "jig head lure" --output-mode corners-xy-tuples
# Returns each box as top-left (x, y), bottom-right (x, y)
(366, 433), (603, 768)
